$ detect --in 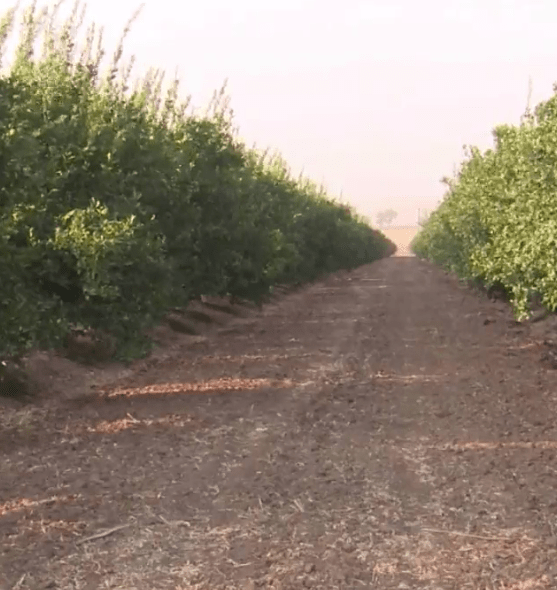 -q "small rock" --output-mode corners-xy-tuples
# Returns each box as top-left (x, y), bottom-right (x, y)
(342, 541), (356, 553)
(304, 564), (316, 574)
